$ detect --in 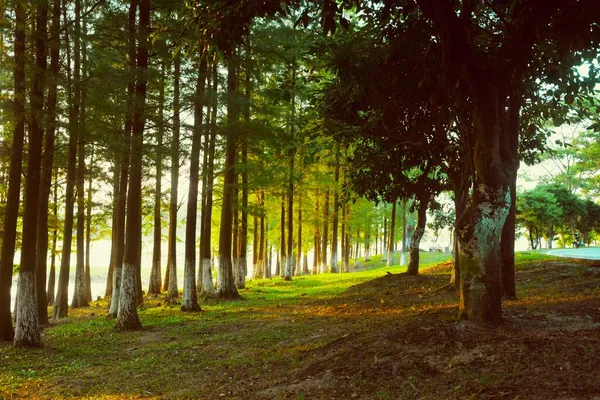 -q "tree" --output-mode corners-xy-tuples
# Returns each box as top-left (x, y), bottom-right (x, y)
(181, 53), (207, 312)
(115, 0), (149, 331)
(14, 0), (44, 347)
(215, 55), (241, 299)
(0, 0), (26, 342)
